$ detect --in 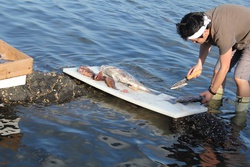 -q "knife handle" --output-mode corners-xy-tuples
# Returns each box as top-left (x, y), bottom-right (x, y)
(186, 70), (202, 80)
